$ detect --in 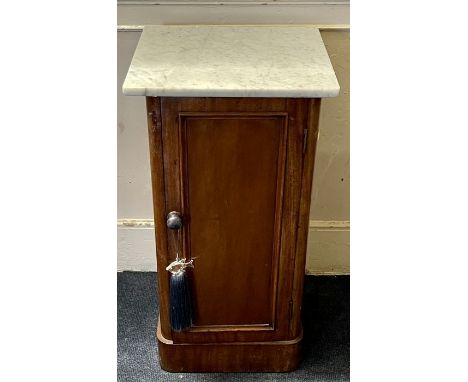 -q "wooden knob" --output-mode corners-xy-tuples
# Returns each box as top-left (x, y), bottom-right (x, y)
(166, 211), (183, 230)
